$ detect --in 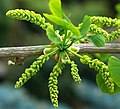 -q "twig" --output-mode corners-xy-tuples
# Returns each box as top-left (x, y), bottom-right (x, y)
(0, 43), (120, 58)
